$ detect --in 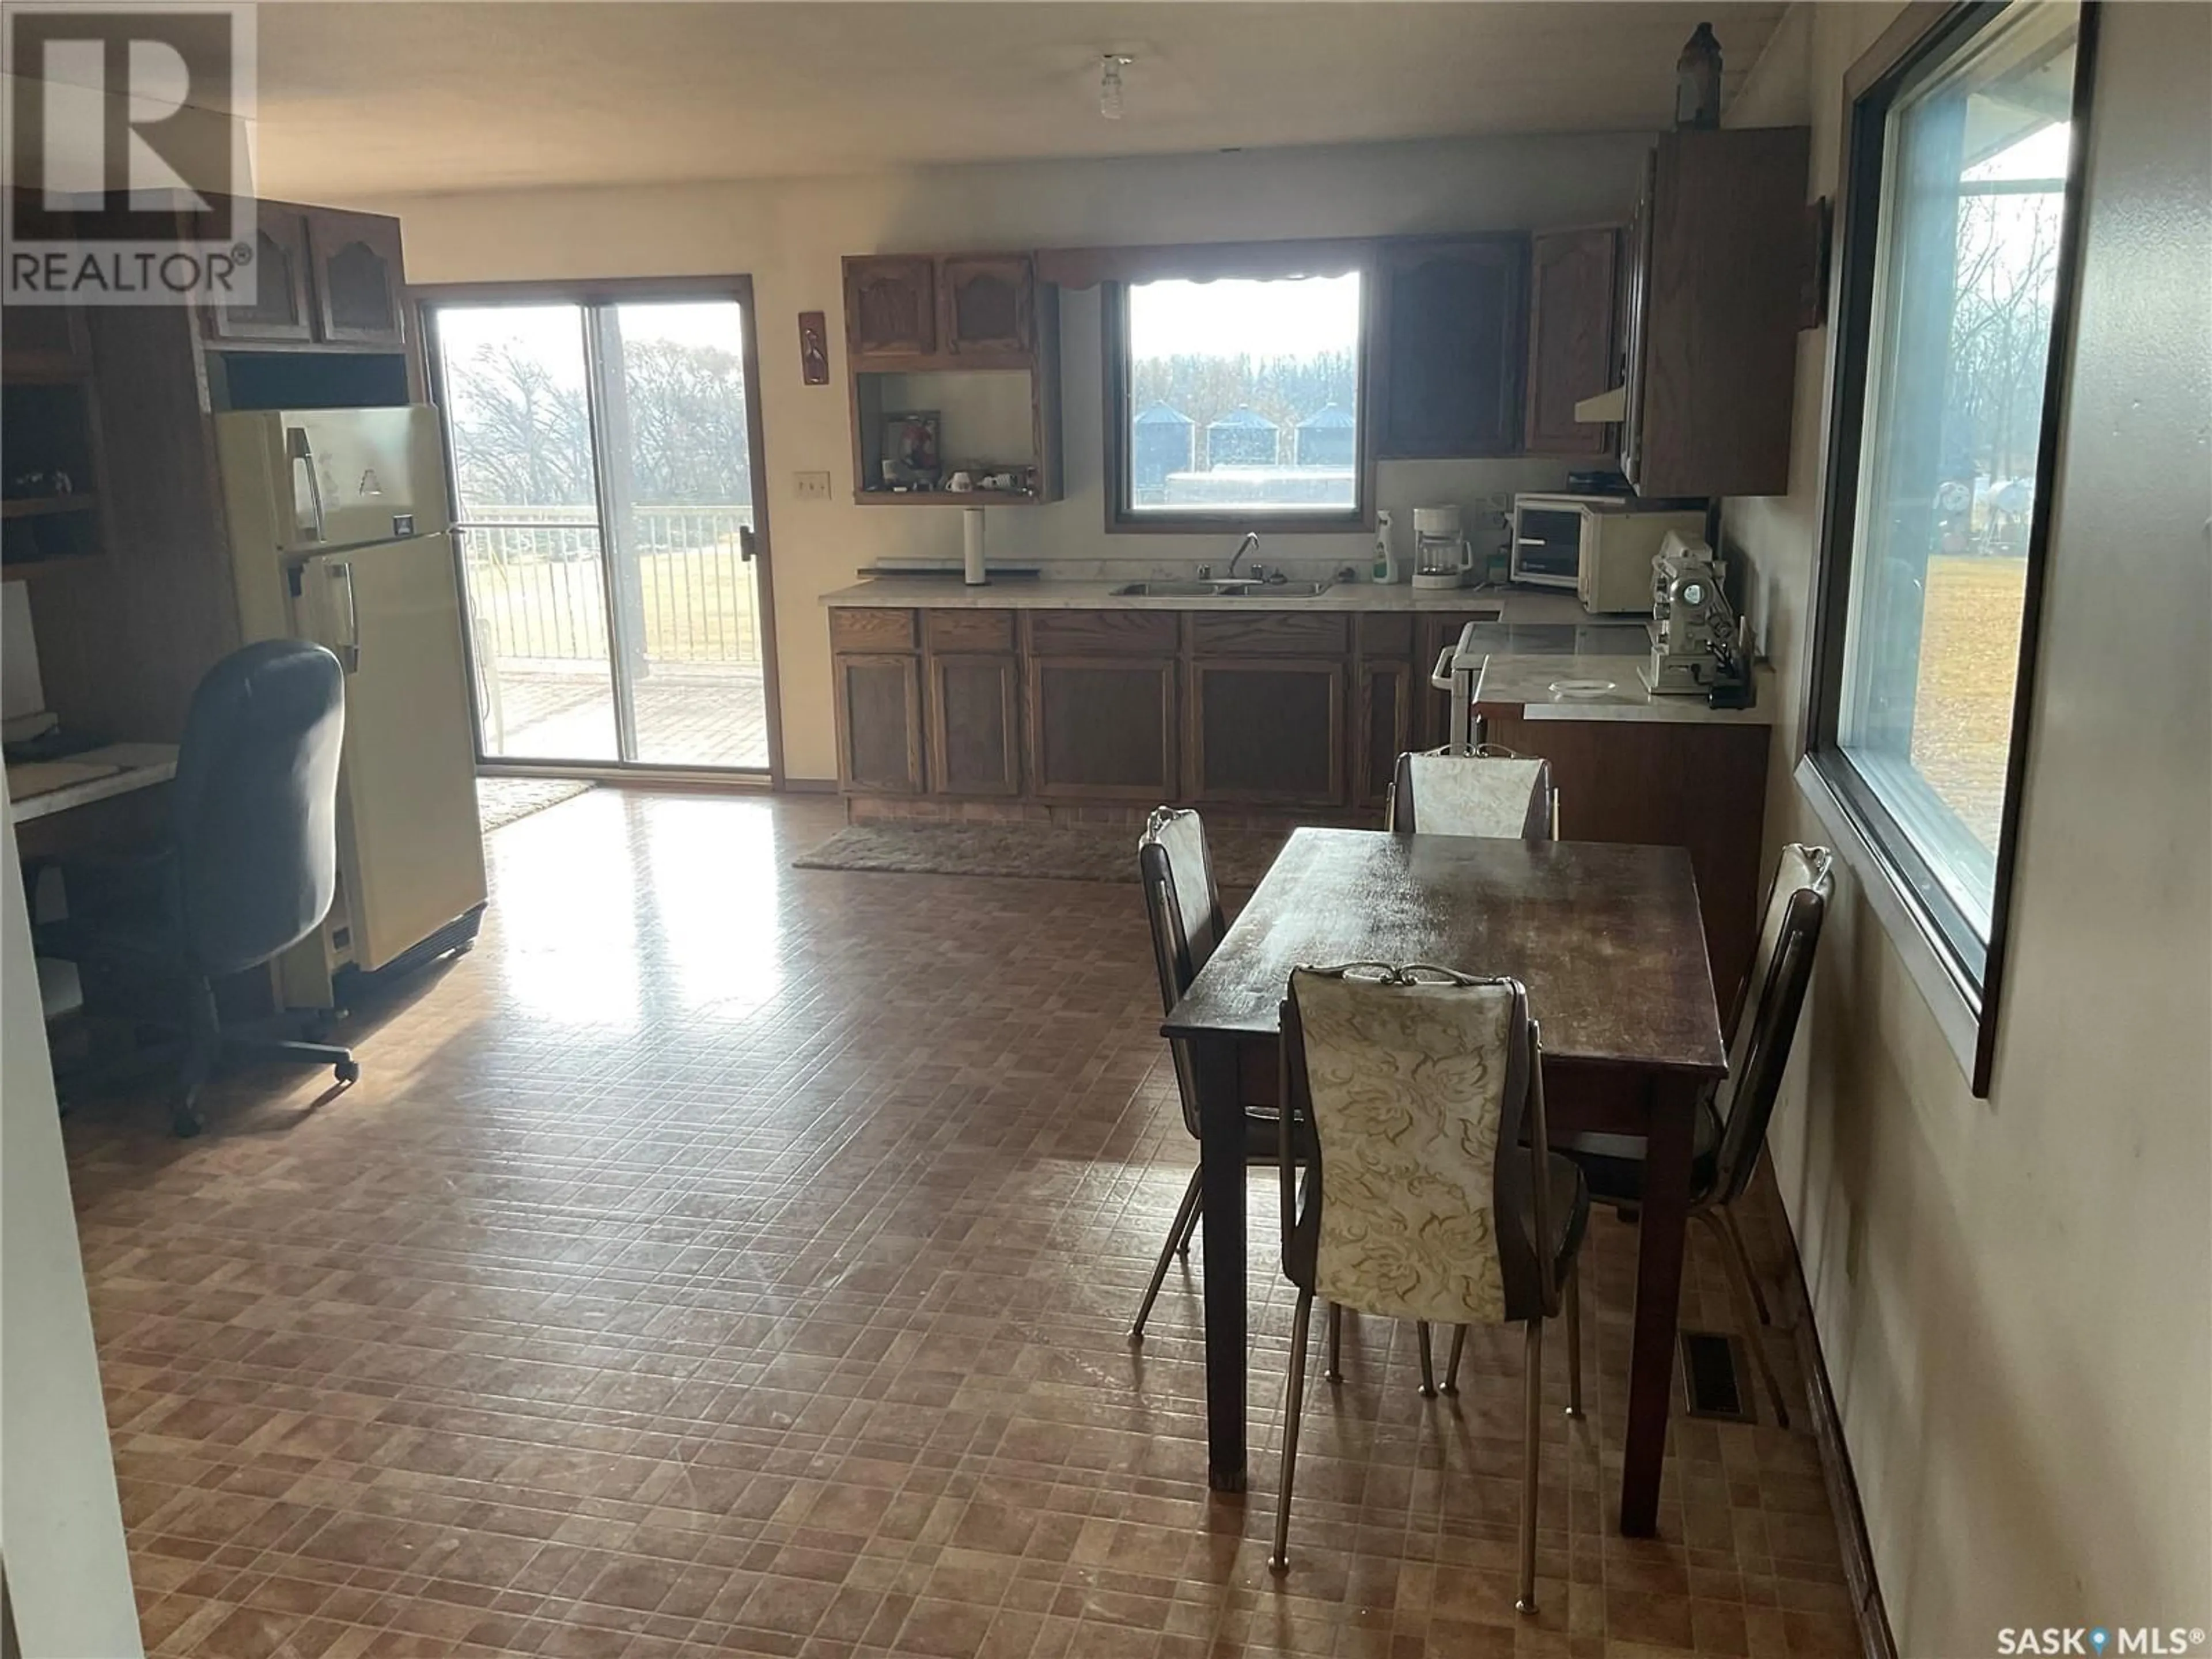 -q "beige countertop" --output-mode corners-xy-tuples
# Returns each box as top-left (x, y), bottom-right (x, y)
(820, 575), (1593, 620)
(1475, 653), (1777, 726)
